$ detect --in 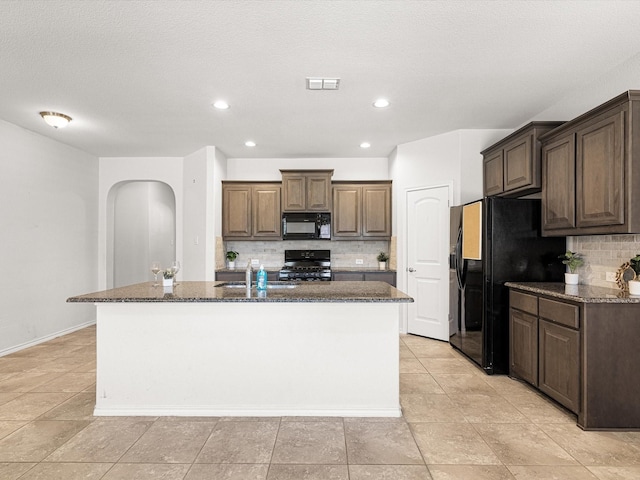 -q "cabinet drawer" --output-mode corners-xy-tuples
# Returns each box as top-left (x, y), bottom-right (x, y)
(539, 298), (580, 329)
(332, 272), (364, 281)
(510, 290), (538, 315)
(363, 272), (396, 286)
